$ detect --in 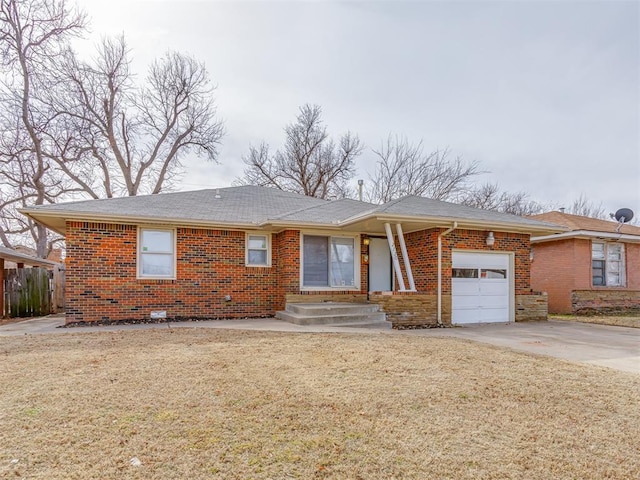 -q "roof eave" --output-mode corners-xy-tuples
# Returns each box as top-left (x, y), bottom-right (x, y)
(531, 230), (640, 244)
(19, 209), (262, 234)
(341, 213), (566, 235)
